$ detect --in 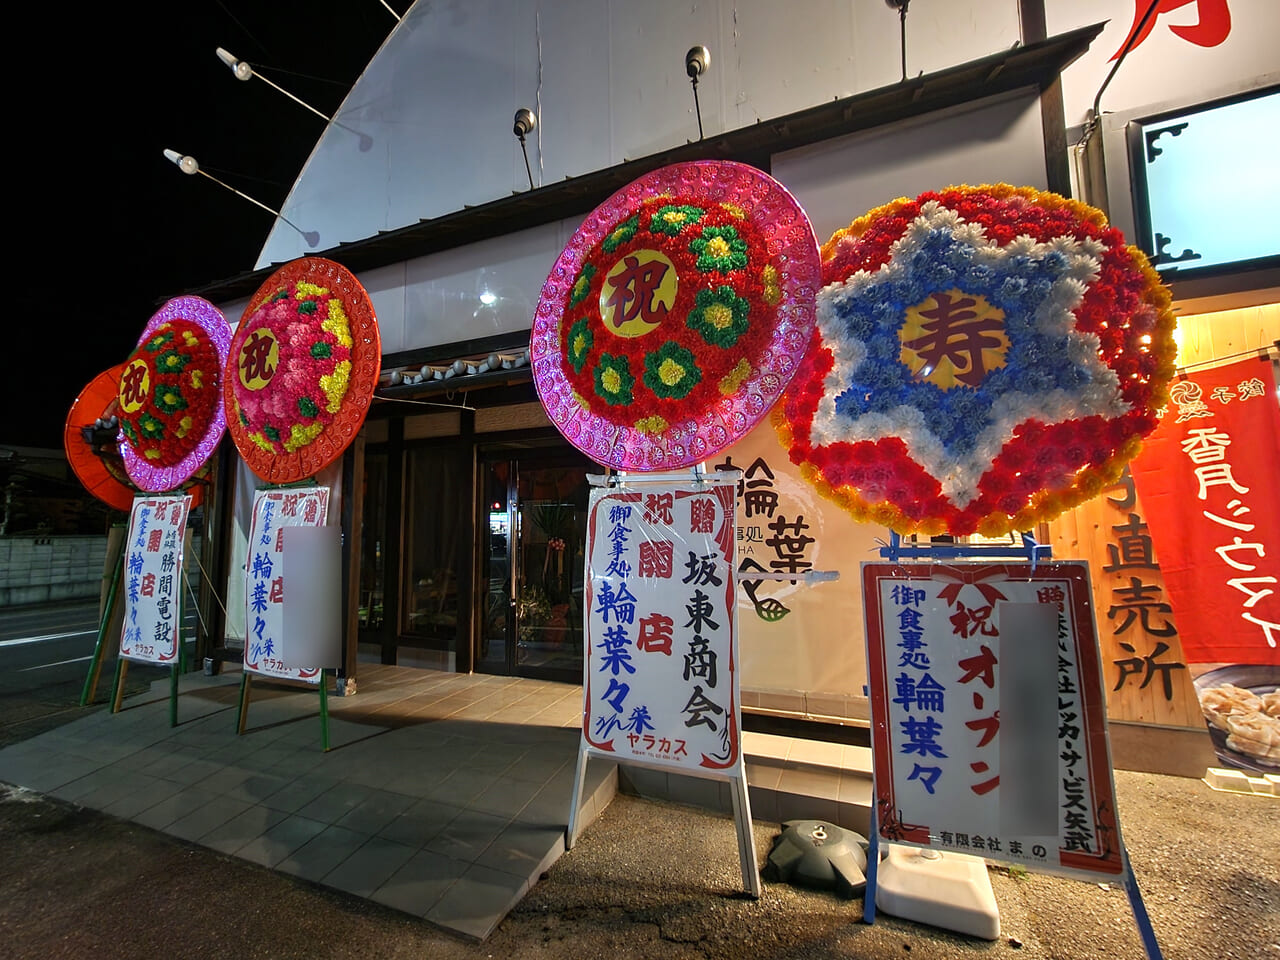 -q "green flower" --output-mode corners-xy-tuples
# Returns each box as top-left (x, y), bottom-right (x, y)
(153, 384), (189, 416)
(567, 318), (593, 374)
(649, 204), (705, 236)
(263, 424), (281, 442)
(119, 421), (138, 444)
(138, 412), (166, 440)
(145, 329), (175, 353)
(689, 225), (748, 272)
(311, 342), (332, 360)
(568, 263), (596, 308)
(643, 341), (702, 399)
(298, 396), (319, 418)
(602, 215), (639, 254)
(593, 353), (635, 406)
(298, 300), (319, 314)
(155, 348), (191, 375)
(687, 286), (751, 347)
